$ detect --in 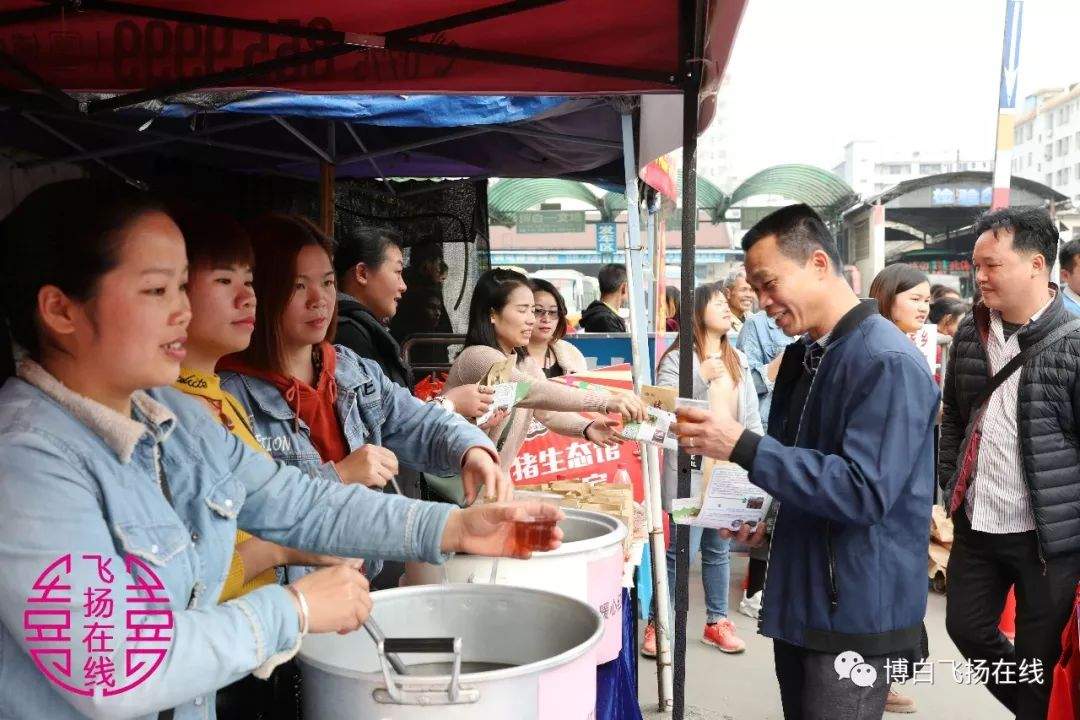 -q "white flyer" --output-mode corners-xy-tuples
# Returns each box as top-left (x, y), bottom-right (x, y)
(671, 460), (771, 531)
(621, 405), (678, 449)
(475, 381), (525, 426)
